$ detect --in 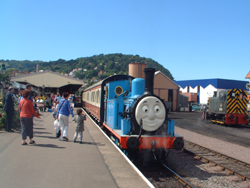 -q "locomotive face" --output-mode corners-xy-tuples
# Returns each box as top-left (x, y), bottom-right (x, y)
(135, 96), (166, 131)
